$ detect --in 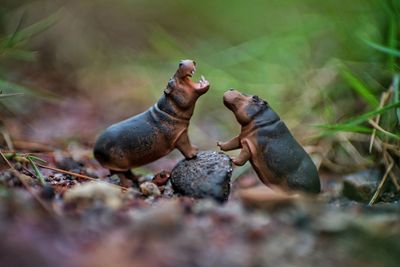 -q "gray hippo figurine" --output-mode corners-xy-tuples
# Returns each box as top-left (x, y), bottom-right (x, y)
(217, 89), (320, 194)
(94, 60), (209, 185)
